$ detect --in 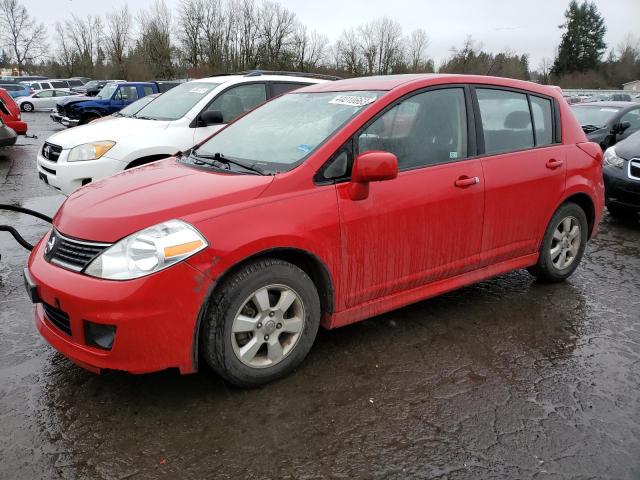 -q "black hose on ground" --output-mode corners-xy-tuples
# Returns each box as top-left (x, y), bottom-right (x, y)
(0, 204), (53, 254)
